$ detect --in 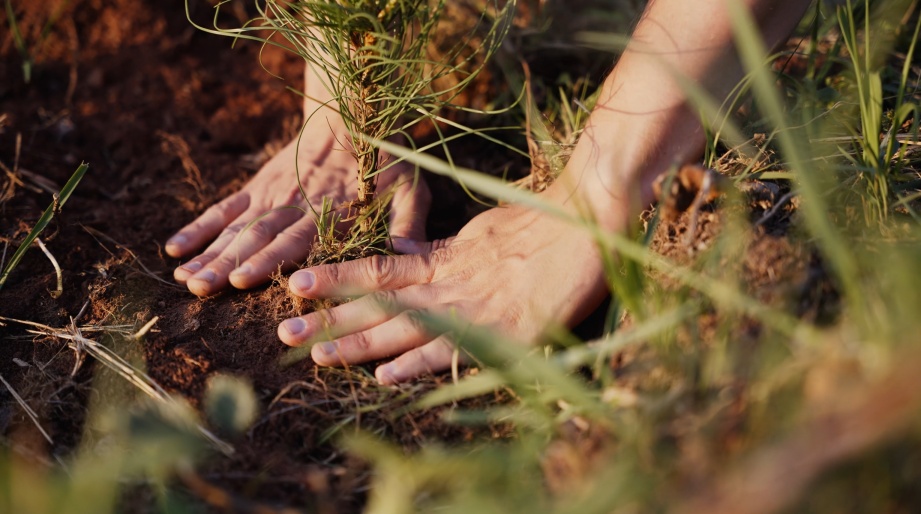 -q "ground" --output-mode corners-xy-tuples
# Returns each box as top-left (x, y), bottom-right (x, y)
(0, 0), (864, 512)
